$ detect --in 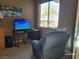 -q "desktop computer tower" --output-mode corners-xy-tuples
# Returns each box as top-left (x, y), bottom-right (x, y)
(5, 36), (13, 48)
